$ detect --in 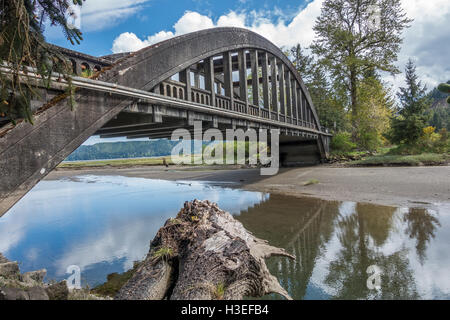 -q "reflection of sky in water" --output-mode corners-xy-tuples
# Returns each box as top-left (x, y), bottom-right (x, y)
(1, 175), (449, 300)
(0, 175), (268, 286)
